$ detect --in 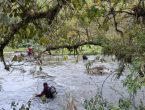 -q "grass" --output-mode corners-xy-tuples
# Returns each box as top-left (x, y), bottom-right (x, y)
(4, 47), (26, 52)
(81, 45), (102, 55)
